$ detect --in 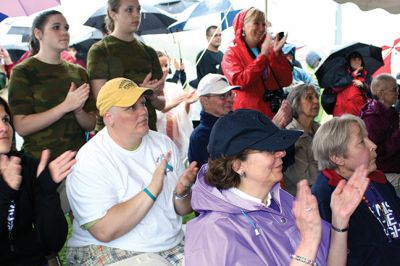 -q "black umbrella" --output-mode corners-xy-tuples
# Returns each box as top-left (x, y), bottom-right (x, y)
(84, 5), (177, 35)
(316, 42), (383, 88)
